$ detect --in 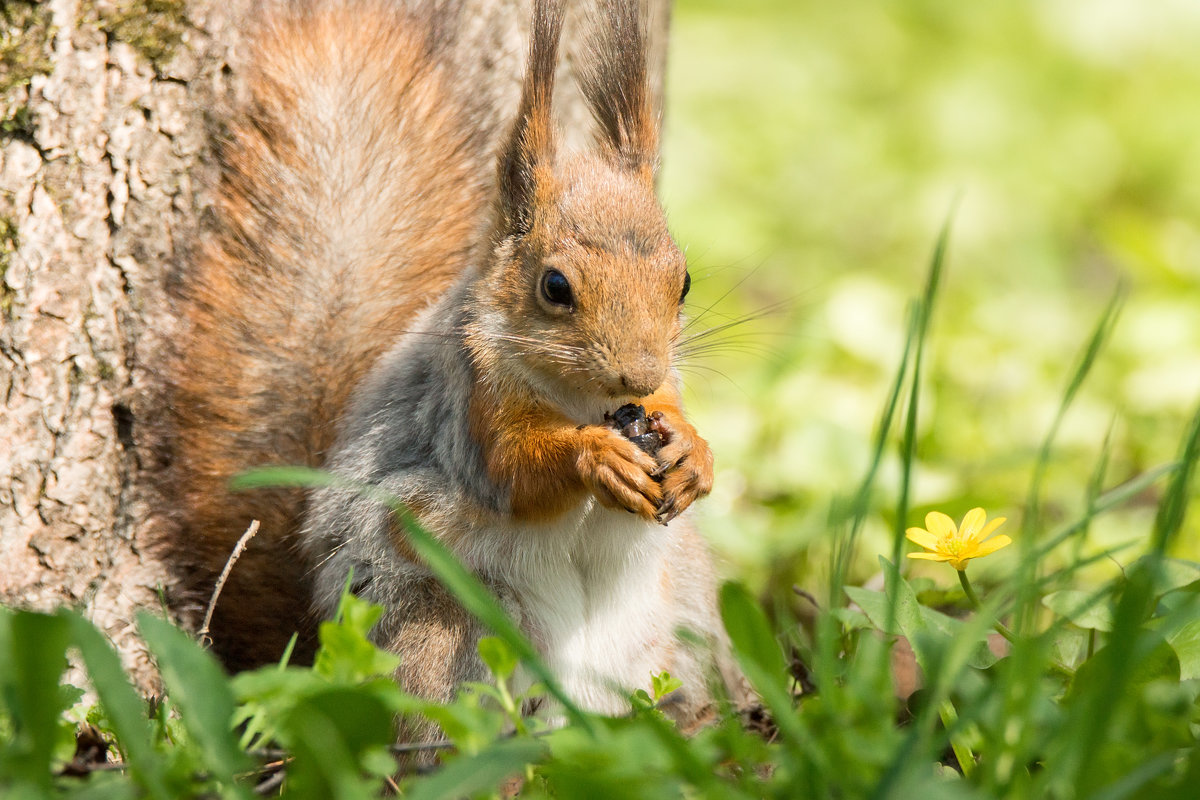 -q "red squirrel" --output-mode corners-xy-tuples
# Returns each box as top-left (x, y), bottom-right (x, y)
(167, 0), (745, 731)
